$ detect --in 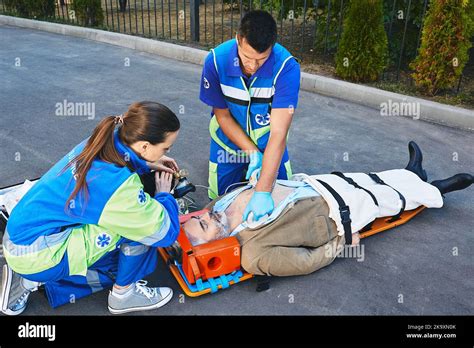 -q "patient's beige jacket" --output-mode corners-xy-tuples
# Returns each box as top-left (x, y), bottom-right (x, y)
(236, 196), (344, 276)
